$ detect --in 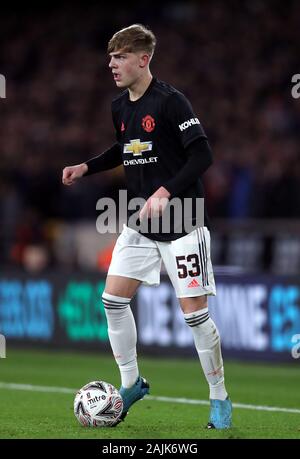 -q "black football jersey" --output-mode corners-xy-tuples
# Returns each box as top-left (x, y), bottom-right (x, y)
(112, 77), (210, 241)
